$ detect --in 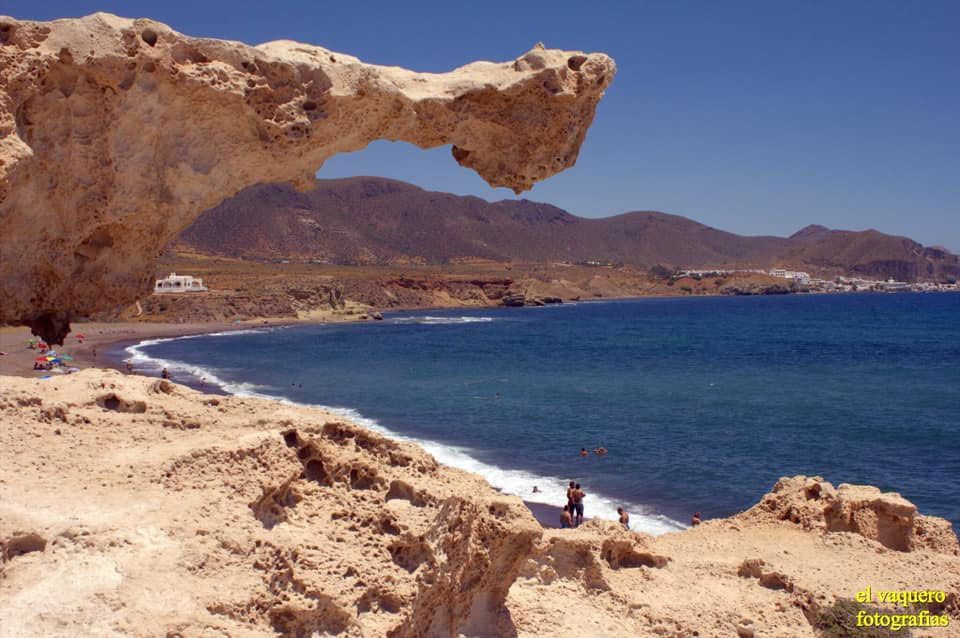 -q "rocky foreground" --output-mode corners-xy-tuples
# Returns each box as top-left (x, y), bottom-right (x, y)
(0, 370), (957, 637)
